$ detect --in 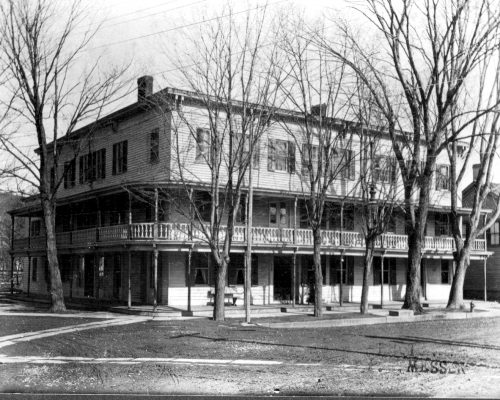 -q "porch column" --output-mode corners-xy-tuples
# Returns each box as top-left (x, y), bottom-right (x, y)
(154, 188), (159, 240)
(127, 250), (132, 308)
(380, 252), (385, 307)
(128, 192), (132, 240)
(96, 197), (101, 242)
(187, 246), (192, 314)
(339, 250), (345, 307)
(292, 196), (297, 307)
(10, 214), (14, 295)
(153, 247), (158, 308)
(484, 257), (488, 302)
